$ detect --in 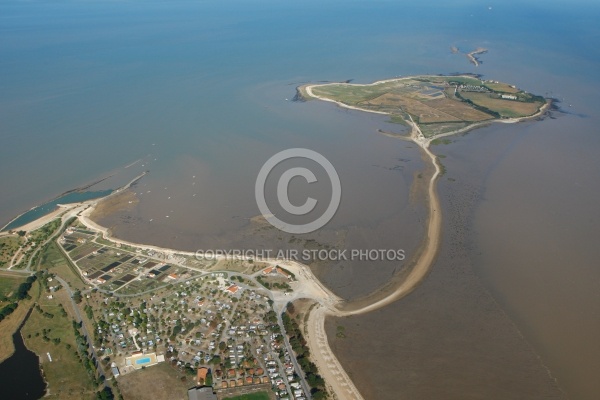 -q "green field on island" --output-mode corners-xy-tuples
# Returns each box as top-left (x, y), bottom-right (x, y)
(307, 75), (547, 137)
